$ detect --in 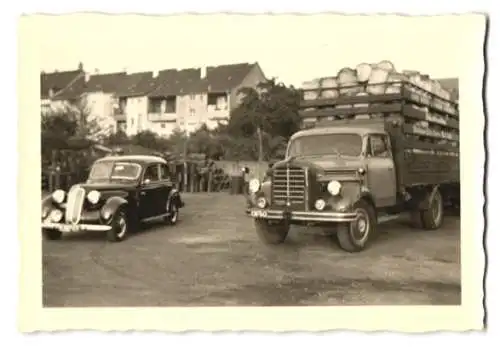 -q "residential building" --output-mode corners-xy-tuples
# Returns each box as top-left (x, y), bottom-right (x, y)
(41, 61), (267, 138)
(147, 62), (267, 135)
(40, 64), (85, 114)
(113, 71), (157, 136)
(52, 70), (128, 137)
